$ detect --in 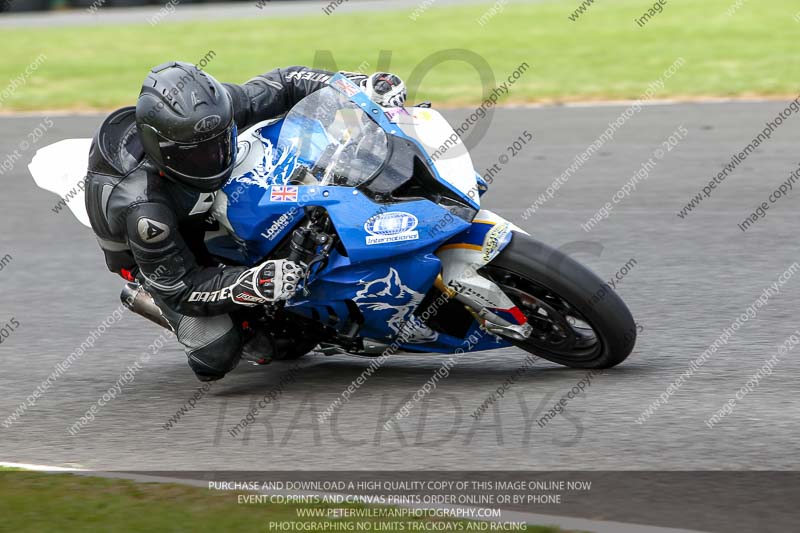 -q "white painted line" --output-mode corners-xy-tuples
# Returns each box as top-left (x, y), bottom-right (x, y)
(0, 110), (107, 118)
(0, 461), (84, 472)
(493, 96), (800, 110)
